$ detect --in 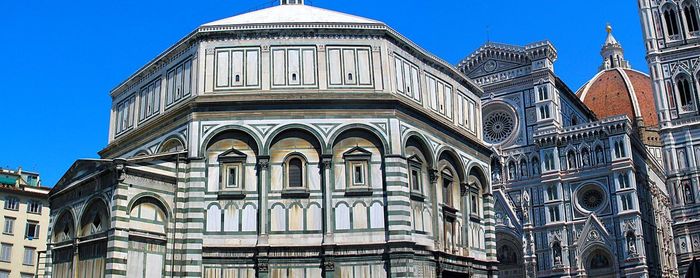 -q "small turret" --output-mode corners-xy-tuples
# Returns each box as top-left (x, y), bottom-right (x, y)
(600, 24), (630, 70)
